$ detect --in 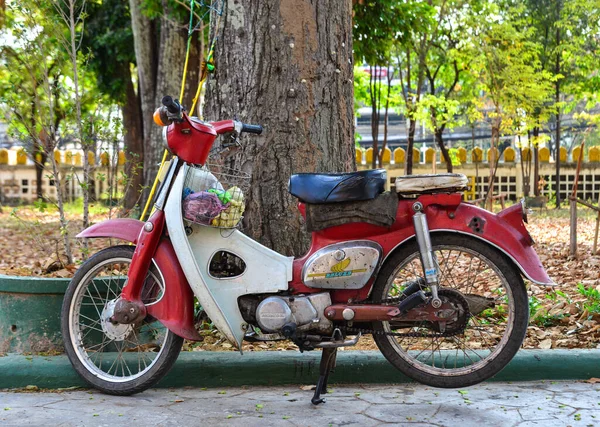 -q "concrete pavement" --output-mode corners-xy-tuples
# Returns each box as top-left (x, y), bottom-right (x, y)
(1, 381), (599, 426)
